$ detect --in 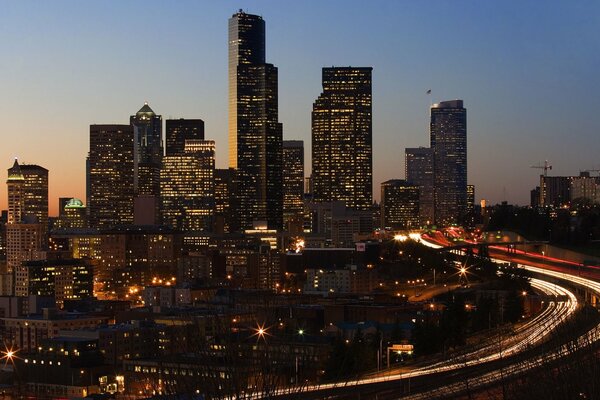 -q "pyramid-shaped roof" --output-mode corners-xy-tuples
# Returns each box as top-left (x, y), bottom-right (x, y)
(137, 102), (155, 115)
(7, 158), (24, 181)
